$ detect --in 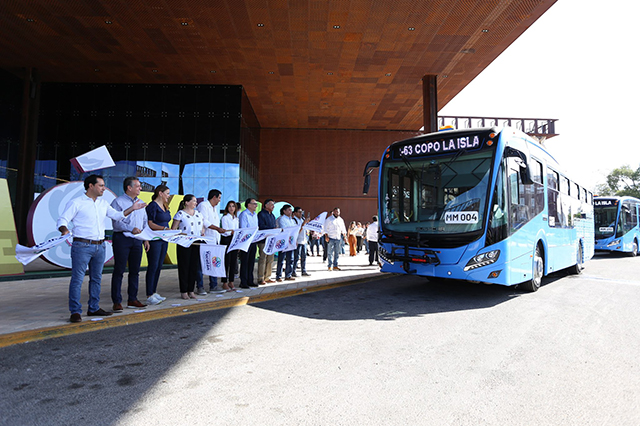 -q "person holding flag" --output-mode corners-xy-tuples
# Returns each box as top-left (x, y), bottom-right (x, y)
(292, 206), (311, 277)
(57, 174), (147, 323)
(238, 198), (259, 289)
(275, 204), (297, 282)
